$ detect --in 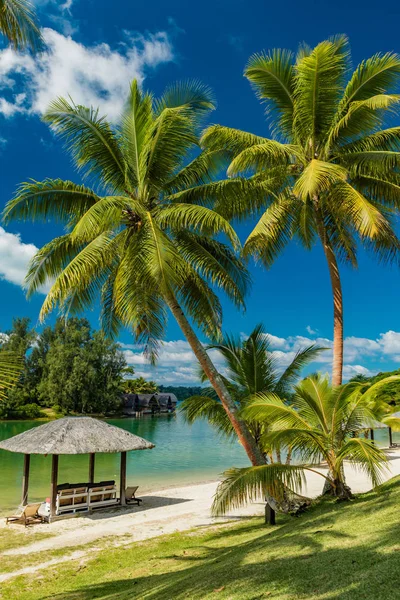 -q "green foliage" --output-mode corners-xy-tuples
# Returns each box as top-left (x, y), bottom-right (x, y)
(0, 0), (43, 51)
(0, 317), (127, 417)
(212, 373), (400, 515)
(0, 402), (44, 420)
(158, 385), (203, 401)
(0, 318), (31, 401)
(3, 477), (400, 599)
(201, 37), (400, 386)
(3, 80), (248, 365)
(123, 377), (159, 394)
(180, 323), (323, 449)
(201, 36), (400, 268)
(350, 368), (400, 405)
